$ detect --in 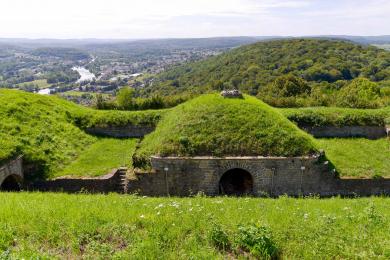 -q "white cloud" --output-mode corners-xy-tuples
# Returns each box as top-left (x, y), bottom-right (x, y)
(0, 0), (388, 38)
